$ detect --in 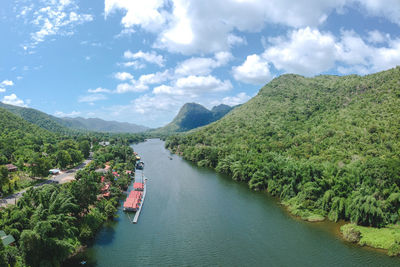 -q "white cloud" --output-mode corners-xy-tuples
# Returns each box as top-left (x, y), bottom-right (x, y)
(233, 54), (273, 84)
(78, 94), (107, 103)
(175, 52), (233, 76)
(356, 0), (400, 26)
(367, 30), (388, 44)
(25, 0), (93, 48)
(1, 80), (14, 87)
(124, 50), (164, 67)
(263, 27), (338, 76)
(105, 0), (166, 31)
(175, 75), (232, 94)
(2, 94), (27, 107)
(212, 92), (251, 107)
(54, 110), (81, 117)
(114, 72), (134, 81)
(138, 70), (170, 85)
(253, 27), (400, 76)
(88, 87), (111, 93)
(120, 61), (146, 69)
(115, 82), (148, 93)
(105, 0), (400, 55)
(0, 88), (6, 93)
(152, 85), (179, 95)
